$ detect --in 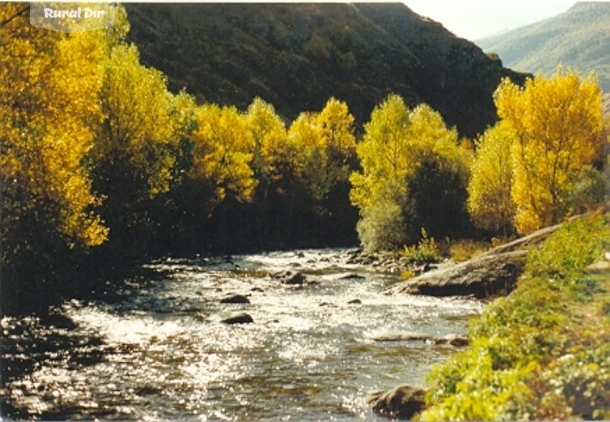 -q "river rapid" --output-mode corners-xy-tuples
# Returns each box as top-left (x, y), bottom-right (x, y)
(1, 248), (483, 421)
